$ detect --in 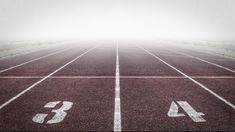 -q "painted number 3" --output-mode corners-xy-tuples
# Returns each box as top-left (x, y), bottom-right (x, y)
(32, 101), (73, 124)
